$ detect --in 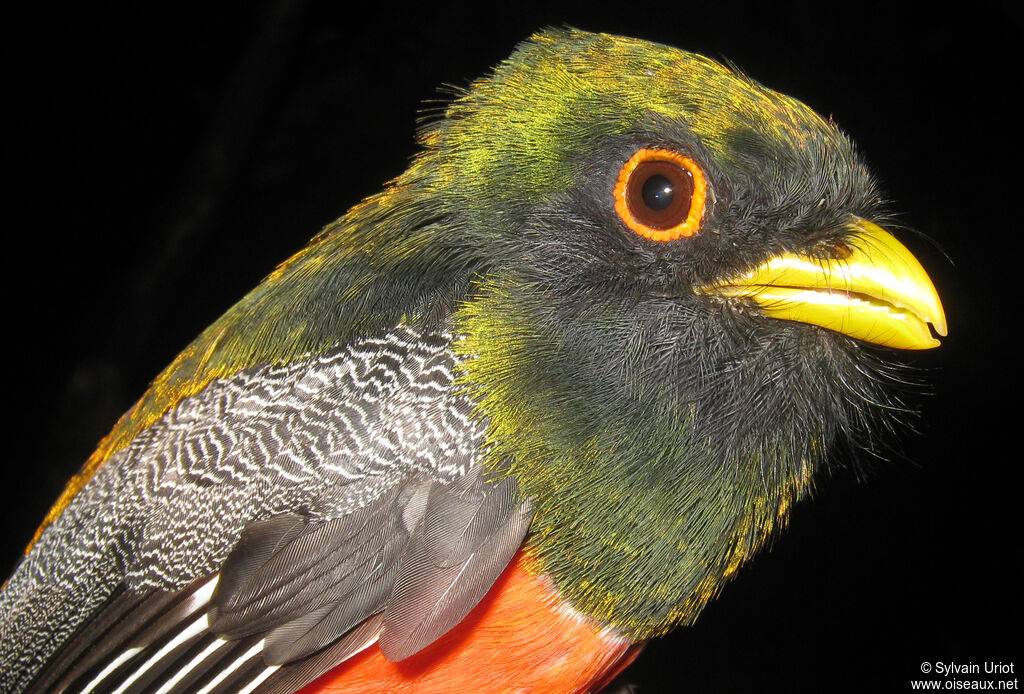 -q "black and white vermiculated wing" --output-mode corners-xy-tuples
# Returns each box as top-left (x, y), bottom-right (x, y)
(28, 476), (529, 694)
(0, 327), (532, 694)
